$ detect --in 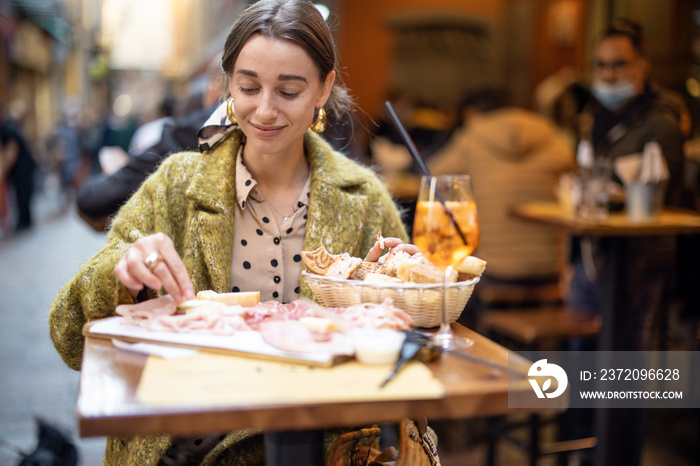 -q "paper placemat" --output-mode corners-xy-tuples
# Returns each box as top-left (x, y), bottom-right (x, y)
(135, 352), (445, 406)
